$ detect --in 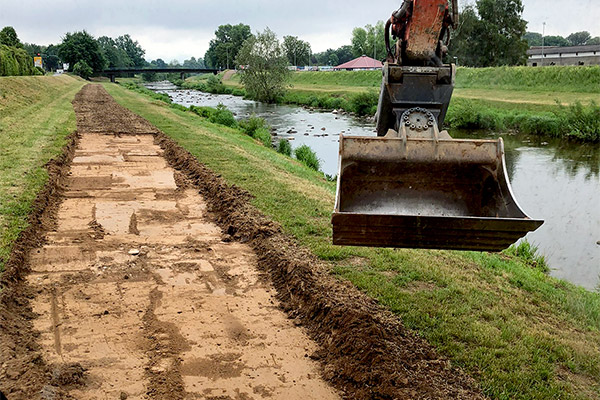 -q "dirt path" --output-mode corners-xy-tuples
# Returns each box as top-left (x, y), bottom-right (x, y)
(1, 84), (486, 400)
(21, 86), (339, 399)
